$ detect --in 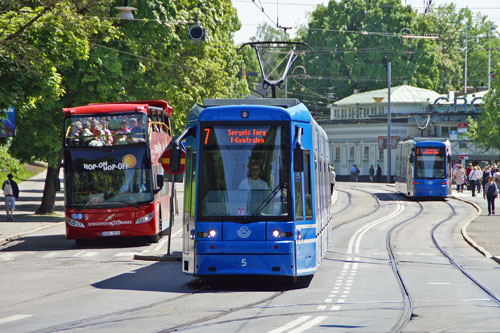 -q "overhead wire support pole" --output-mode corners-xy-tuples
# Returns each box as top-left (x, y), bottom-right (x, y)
(387, 62), (392, 184)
